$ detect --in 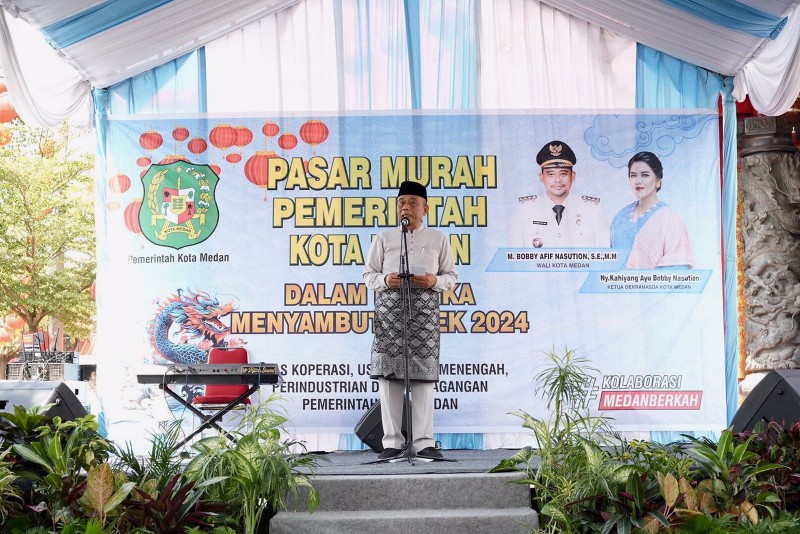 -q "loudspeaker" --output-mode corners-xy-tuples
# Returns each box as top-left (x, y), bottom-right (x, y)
(0, 381), (87, 421)
(354, 399), (408, 452)
(731, 369), (800, 432)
